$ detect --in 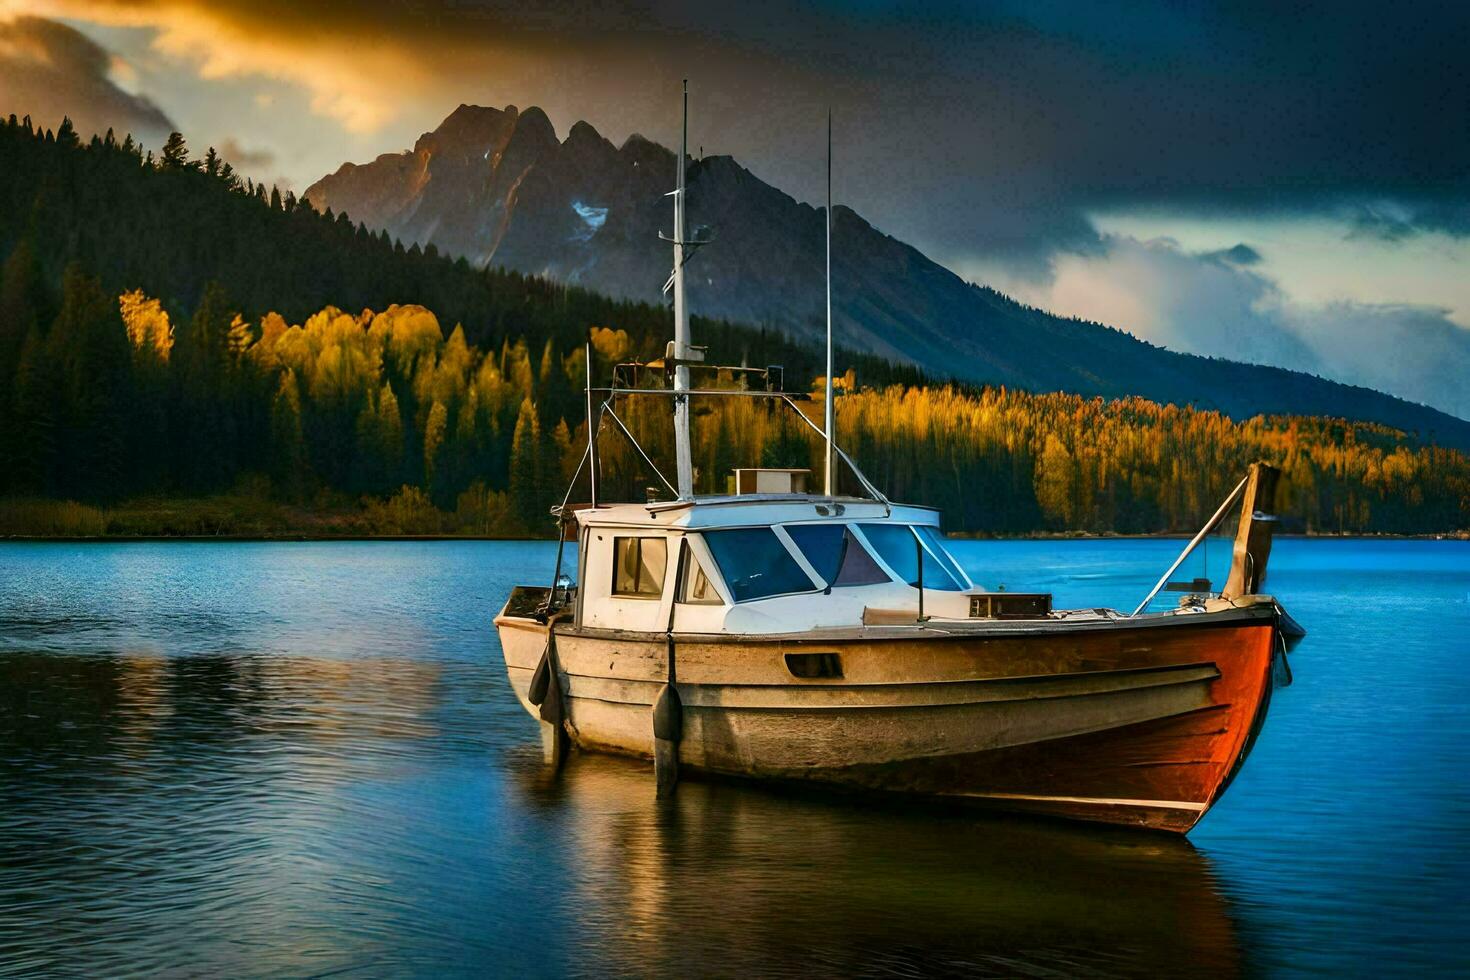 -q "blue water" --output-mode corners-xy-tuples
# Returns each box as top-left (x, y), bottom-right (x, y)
(0, 538), (1466, 977)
